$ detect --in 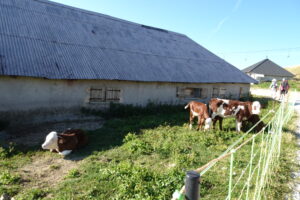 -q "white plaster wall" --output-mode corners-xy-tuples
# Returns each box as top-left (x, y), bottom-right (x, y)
(0, 76), (250, 112)
(247, 73), (292, 82)
(262, 75), (292, 82)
